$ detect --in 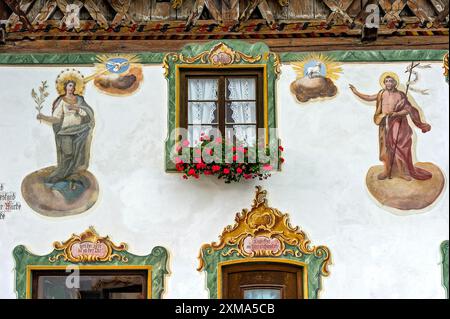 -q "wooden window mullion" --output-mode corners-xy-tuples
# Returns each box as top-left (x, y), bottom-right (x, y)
(218, 75), (226, 139)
